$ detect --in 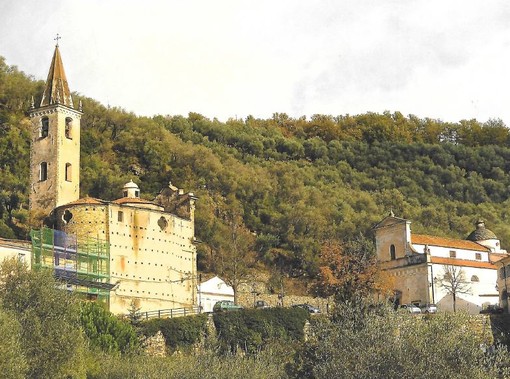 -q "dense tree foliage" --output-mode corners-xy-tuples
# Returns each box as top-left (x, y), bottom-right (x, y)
(0, 258), (87, 378)
(2, 55), (510, 281)
(290, 302), (510, 379)
(0, 307), (27, 379)
(313, 236), (394, 301)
